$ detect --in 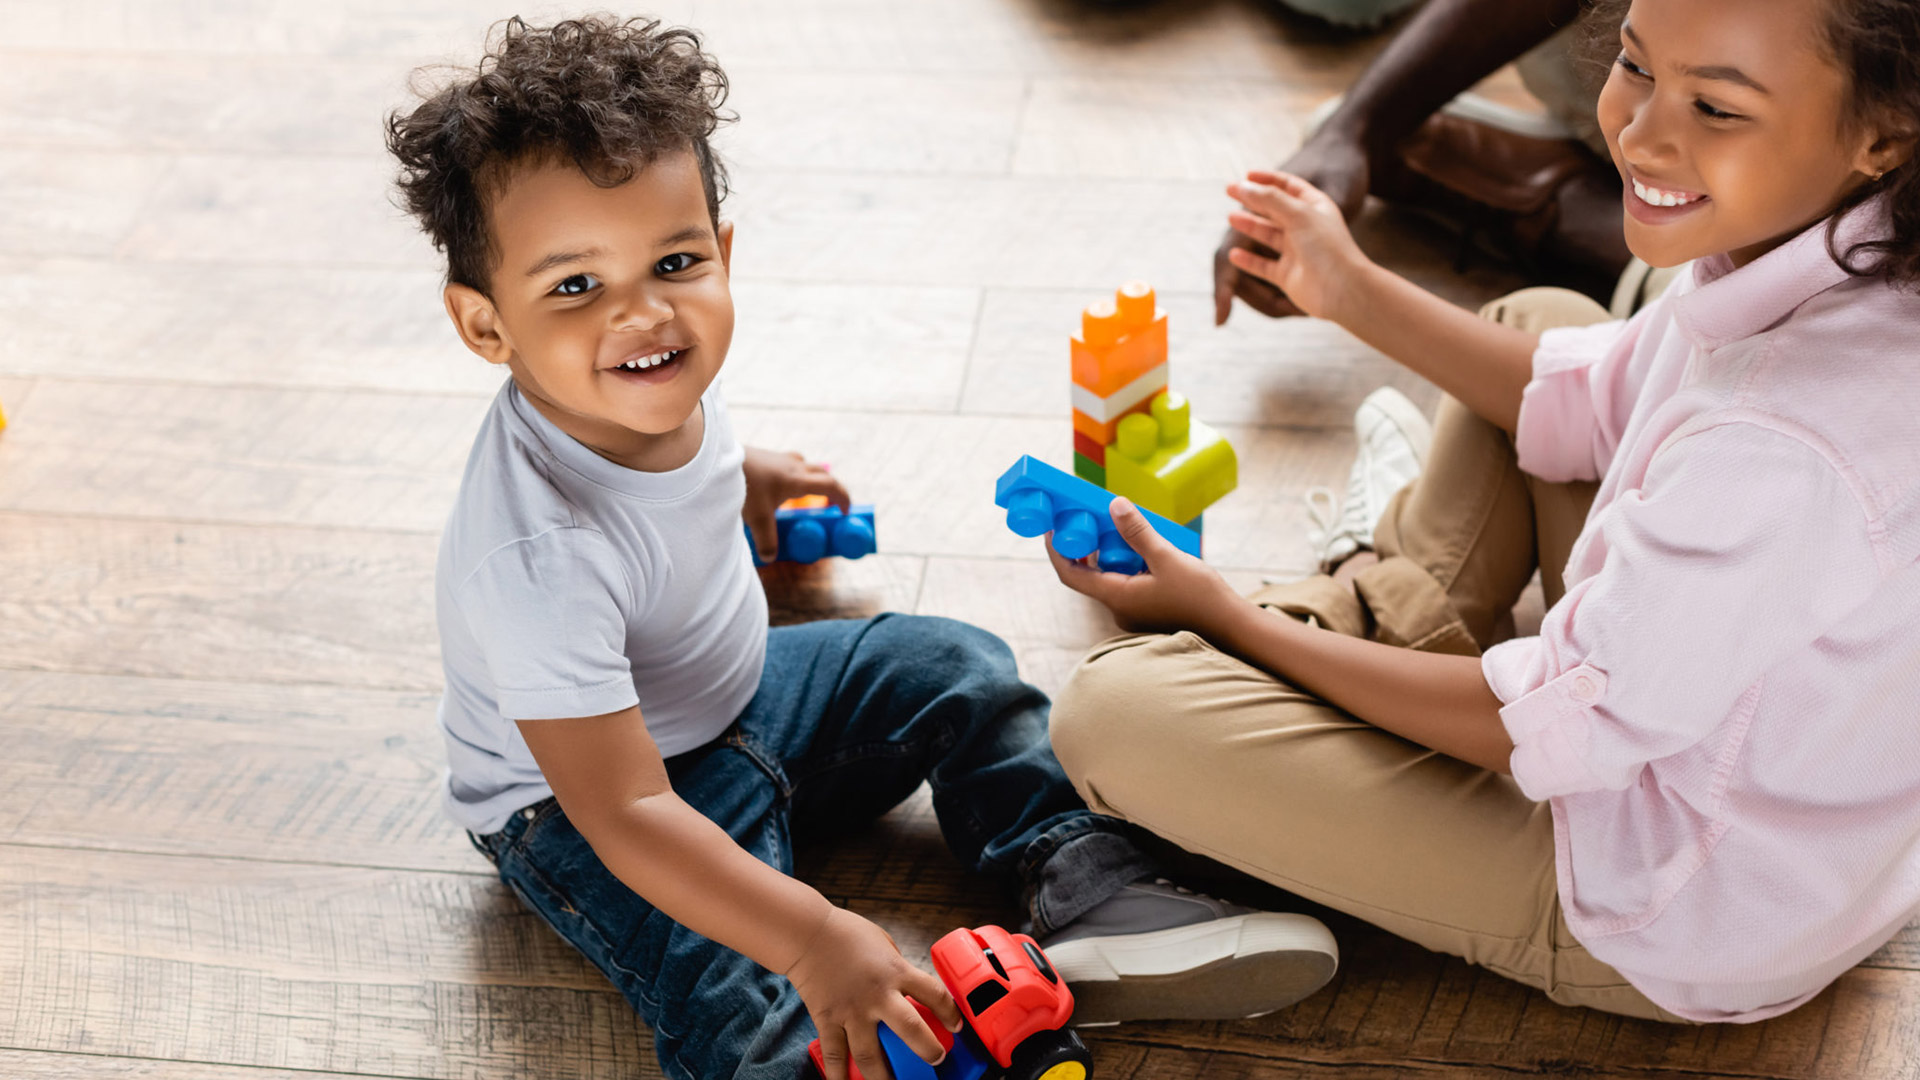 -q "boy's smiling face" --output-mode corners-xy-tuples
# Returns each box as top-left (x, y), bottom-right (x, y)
(445, 150), (733, 470)
(1596, 0), (1905, 269)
